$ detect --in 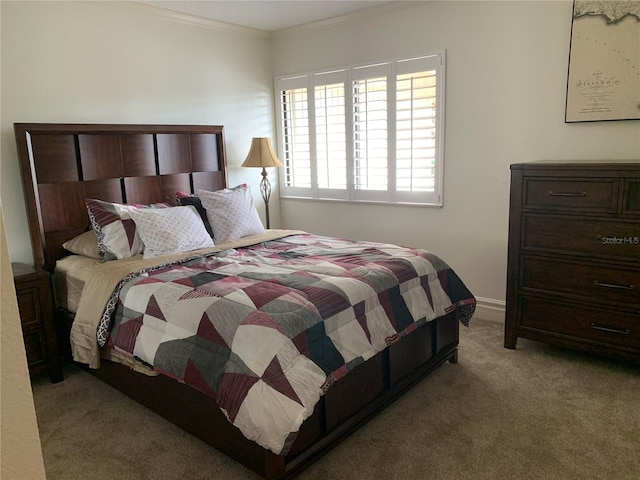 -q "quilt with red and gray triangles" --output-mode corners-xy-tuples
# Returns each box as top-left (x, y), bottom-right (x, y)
(103, 233), (476, 455)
